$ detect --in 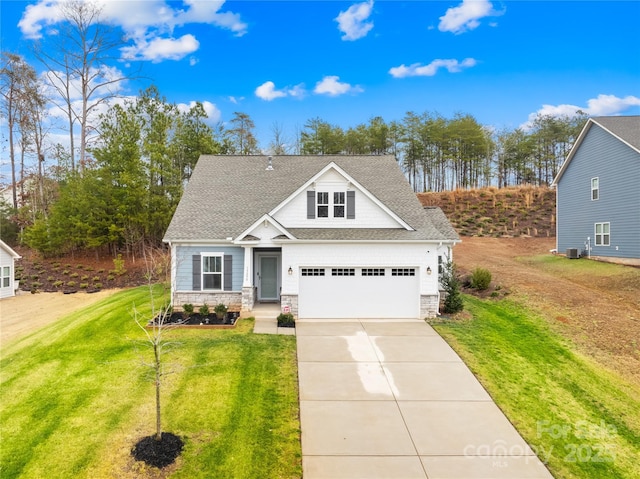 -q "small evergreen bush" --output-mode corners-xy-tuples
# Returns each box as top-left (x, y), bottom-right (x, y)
(198, 303), (210, 316)
(441, 260), (464, 314)
(183, 304), (194, 316)
(277, 313), (295, 328)
(470, 267), (492, 291)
